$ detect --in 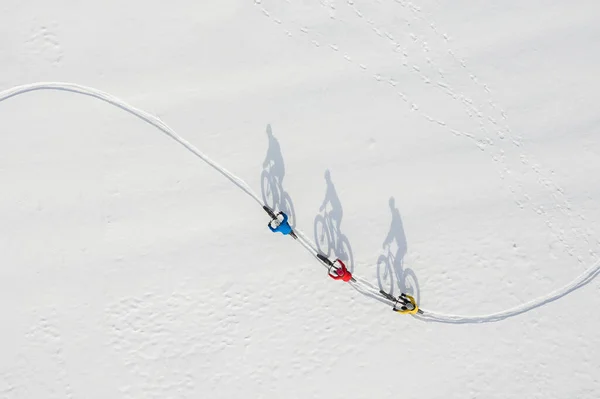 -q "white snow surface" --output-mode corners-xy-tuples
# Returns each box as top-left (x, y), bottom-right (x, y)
(1, 1), (600, 398)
